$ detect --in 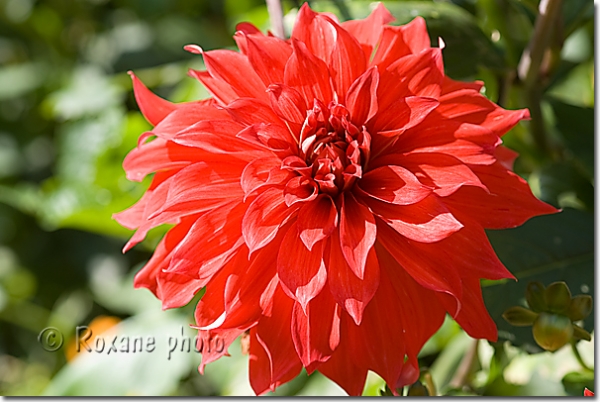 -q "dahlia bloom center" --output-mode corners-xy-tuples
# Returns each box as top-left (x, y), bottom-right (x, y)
(293, 101), (370, 196)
